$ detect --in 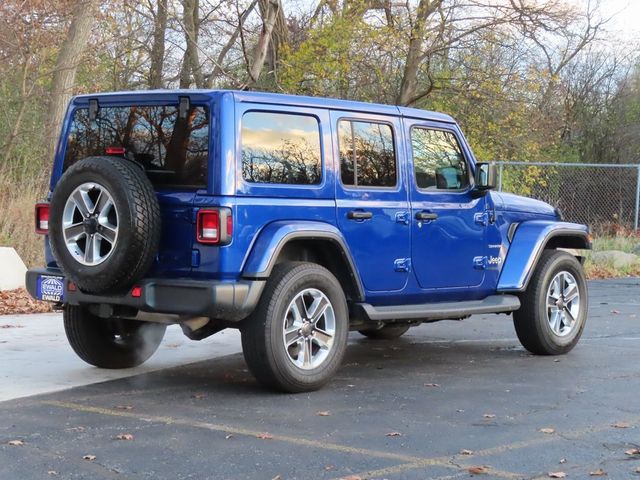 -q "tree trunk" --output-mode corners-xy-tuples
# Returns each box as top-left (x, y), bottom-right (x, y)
(266, 0), (289, 76)
(179, 0), (204, 88)
(45, 0), (98, 162)
(397, 0), (442, 106)
(149, 0), (168, 89)
(2, 59), (32, 165)
(248, 0), (280, 84)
